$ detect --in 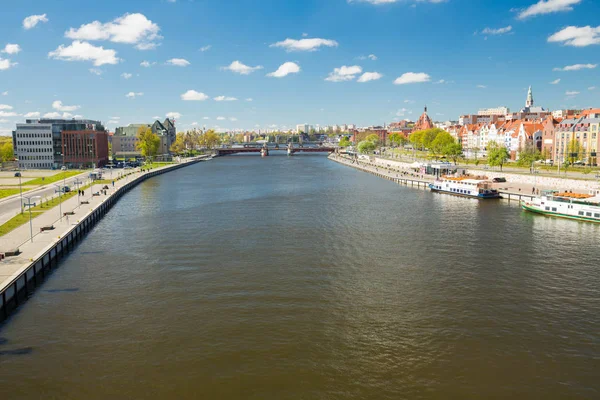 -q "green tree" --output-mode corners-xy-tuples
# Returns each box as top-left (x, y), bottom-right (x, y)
(566, 137), (582, 165)
(1, 142), (14, 162)
(517, 143), (541, 167)
(430, 131), (455, 159)
(443, 143), (463, 165)
(389, 133), (408, 148)
(136, 127), (161, 160)
(487, 141), (510, 171)
(204, 130), (221, 149)
(170, 132), (187, 155)
(357, 140), (376, 154)
(338, 137), (351, 147)
(365, 134), (380, 146)
(409, 131), (424, 150)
